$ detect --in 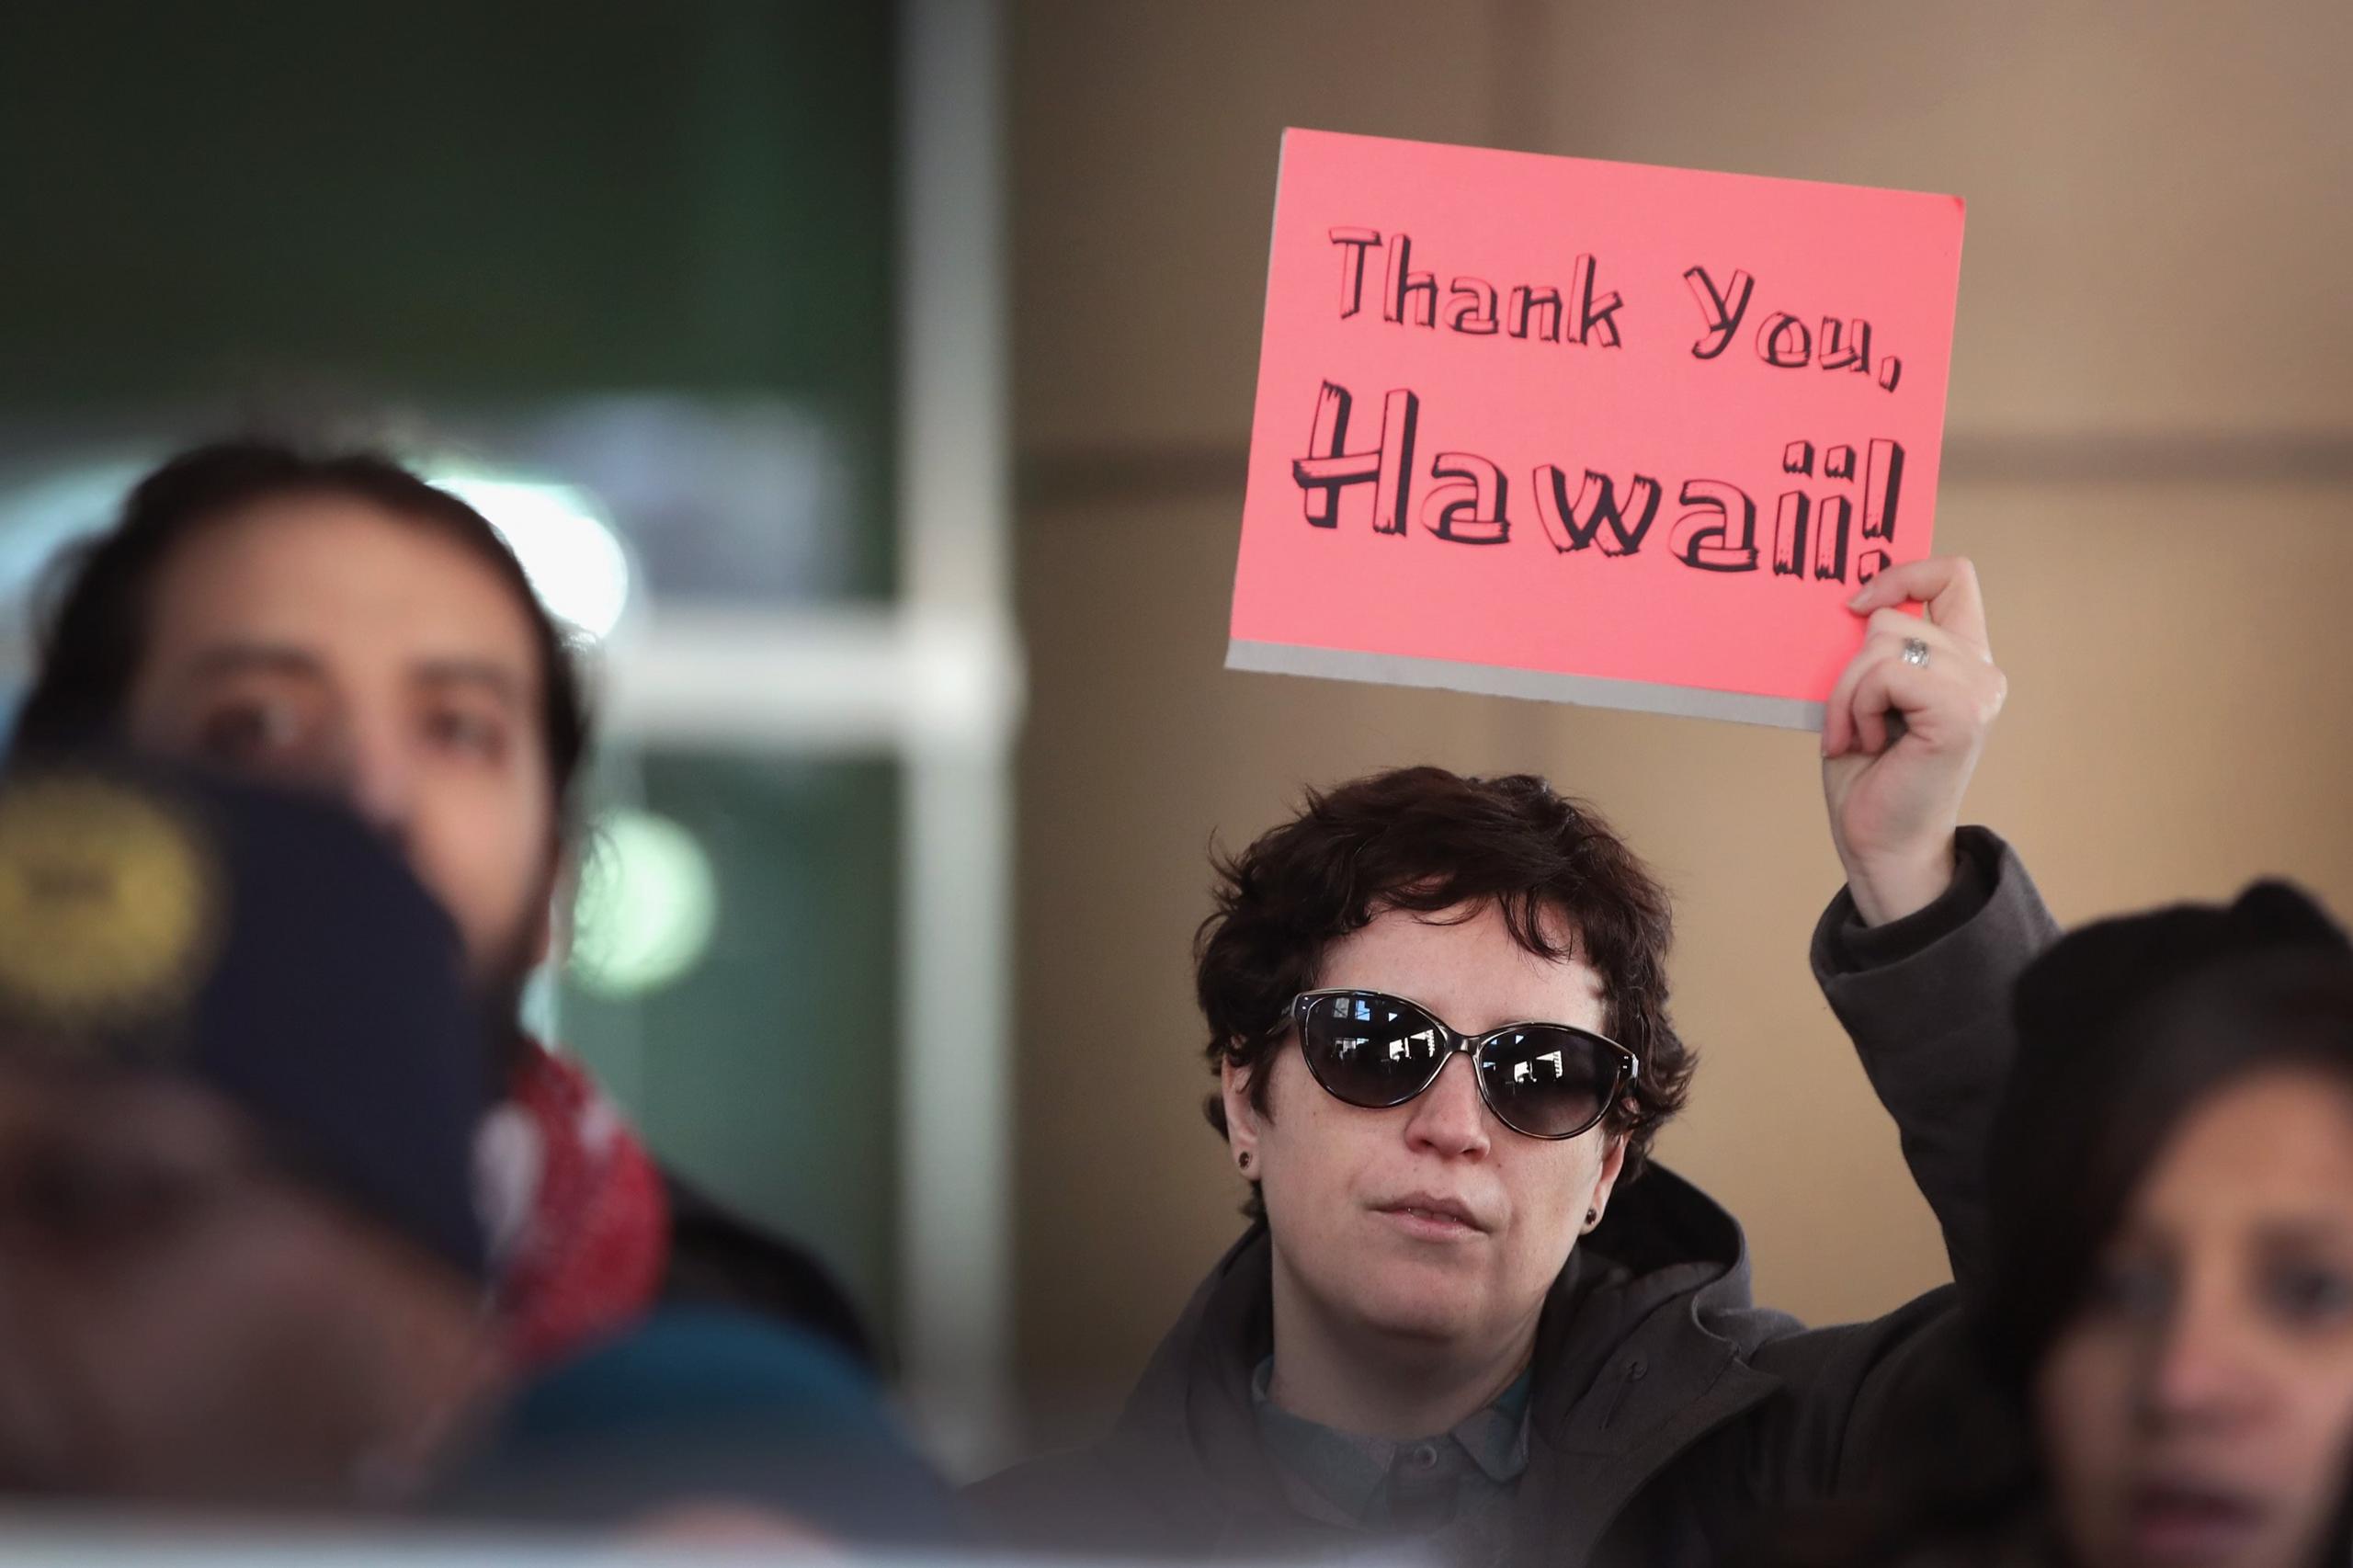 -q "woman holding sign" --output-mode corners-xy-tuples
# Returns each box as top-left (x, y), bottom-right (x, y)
(971, 557), (2046, 1568)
